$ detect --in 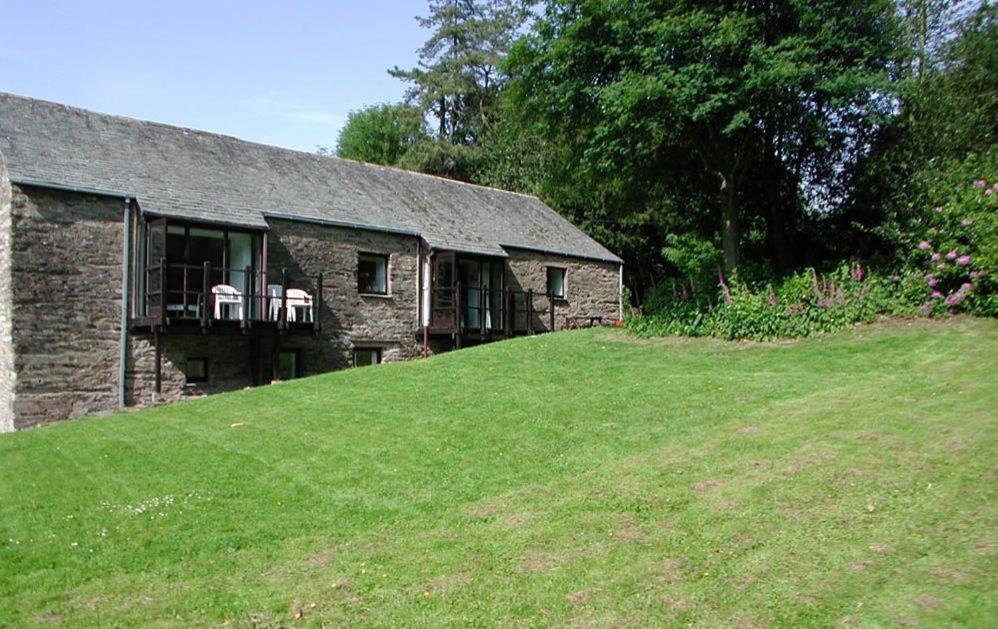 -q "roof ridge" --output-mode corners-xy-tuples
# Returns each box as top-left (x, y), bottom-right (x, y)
(0, 91), (544, 202)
